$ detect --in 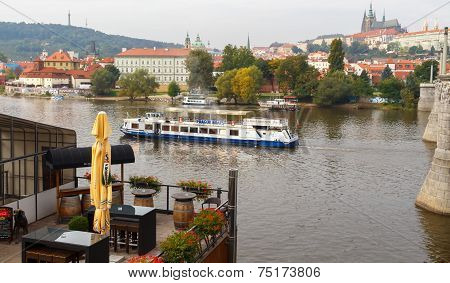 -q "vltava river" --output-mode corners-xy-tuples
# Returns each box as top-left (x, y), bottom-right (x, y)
(1, 96), (450, 262)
